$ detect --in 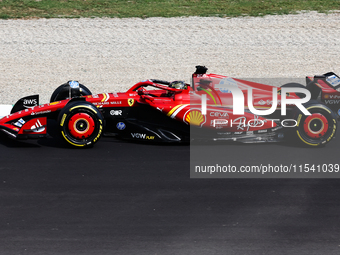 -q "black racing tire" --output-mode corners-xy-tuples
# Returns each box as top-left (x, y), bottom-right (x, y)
(293, 101), (337, 147)
(58, 101), (104, 147)
(50, 82), (92, 103)
(280, 83), (306, 98)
